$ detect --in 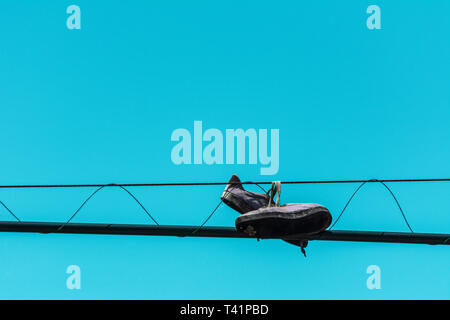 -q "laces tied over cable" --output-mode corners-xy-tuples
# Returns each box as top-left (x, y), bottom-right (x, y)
(266, 181), (308, 257)
(267, 181), (281, 207)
